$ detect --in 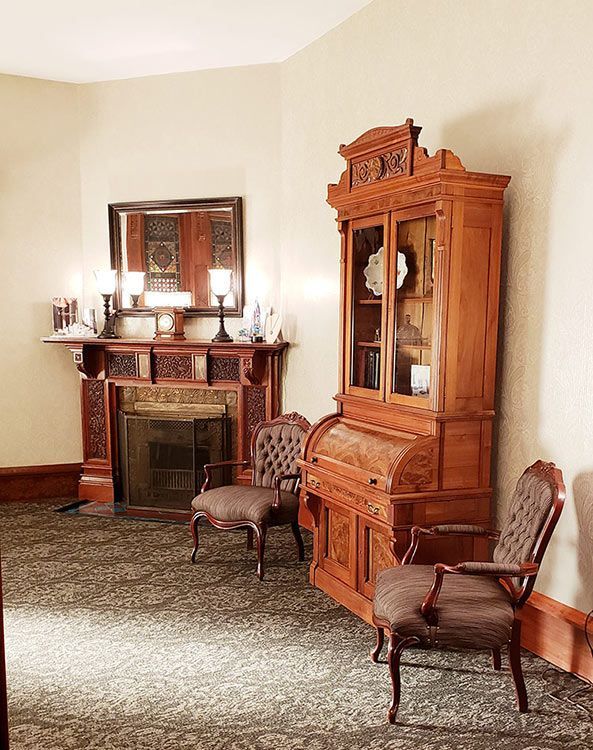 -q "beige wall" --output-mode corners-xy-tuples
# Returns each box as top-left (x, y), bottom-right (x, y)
(3, 0), (593, 611)
(0, 74), (82, 466)
(77, 64), (282, 340)
(279, 0), (593, 611)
